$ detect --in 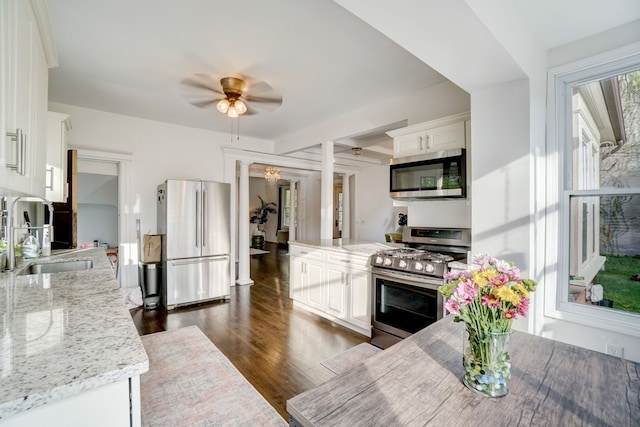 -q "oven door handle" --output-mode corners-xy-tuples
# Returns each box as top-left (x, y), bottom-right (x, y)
(371, 267), (442, 290)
